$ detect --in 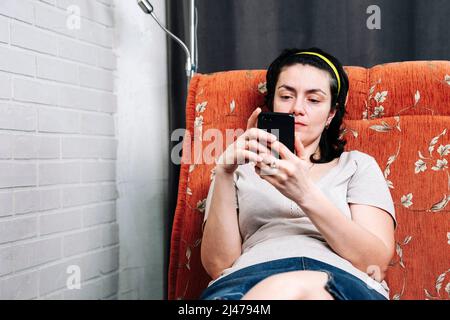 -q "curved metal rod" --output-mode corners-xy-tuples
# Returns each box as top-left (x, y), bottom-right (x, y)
(149, 12), (191, 62)
(138, 0), (194, 79)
